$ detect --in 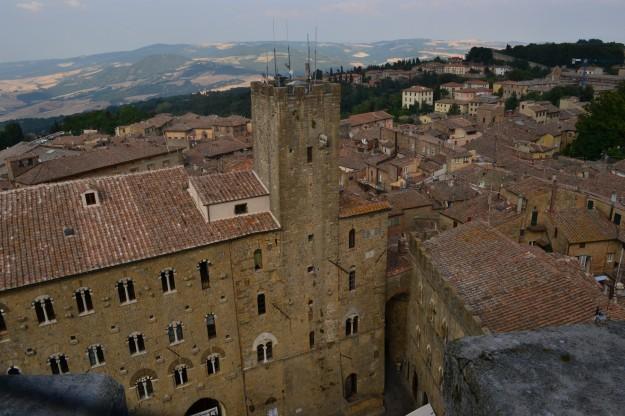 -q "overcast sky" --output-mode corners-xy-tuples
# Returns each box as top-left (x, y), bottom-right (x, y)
(1, 0), (624, 63)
